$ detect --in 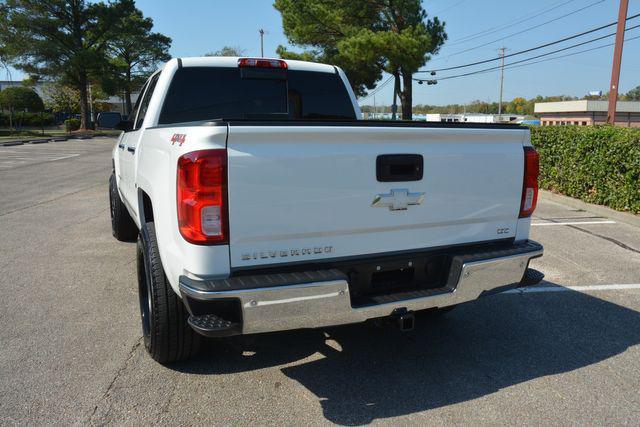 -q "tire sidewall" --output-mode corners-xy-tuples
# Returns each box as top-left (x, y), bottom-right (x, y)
(137, 228), (154, 351)
(109, 174), (117, 230)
